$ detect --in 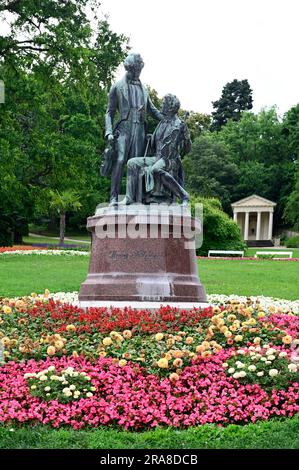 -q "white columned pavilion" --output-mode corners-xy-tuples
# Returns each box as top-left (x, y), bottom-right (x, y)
(231, 195), (276, 242)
